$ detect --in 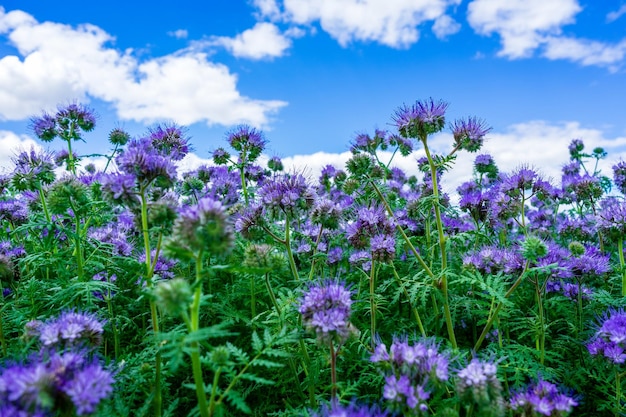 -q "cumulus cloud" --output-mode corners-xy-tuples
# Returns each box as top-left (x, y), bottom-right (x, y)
(207, 22), (293, 60)
(467, 0), (626, 69)
(0, 8), (286, 126)
(255, 0), (461, 48)
(467, 0), (581, 58)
